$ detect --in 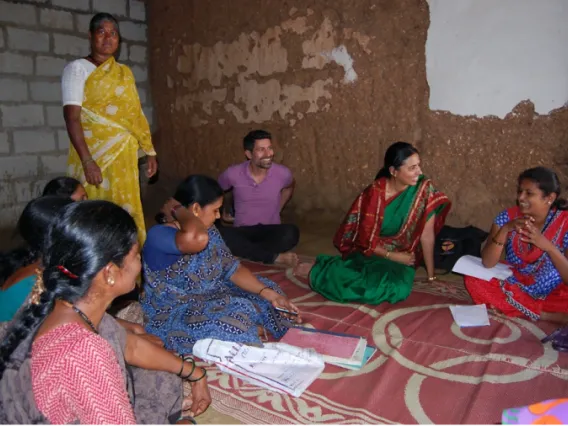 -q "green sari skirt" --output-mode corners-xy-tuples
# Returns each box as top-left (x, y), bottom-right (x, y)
(310, 252), (415, 304)
(310, 180), (441, 305)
